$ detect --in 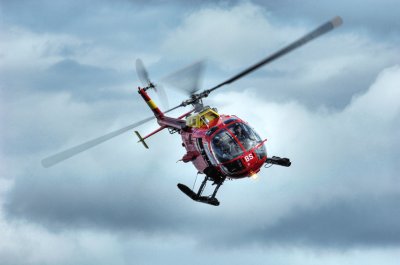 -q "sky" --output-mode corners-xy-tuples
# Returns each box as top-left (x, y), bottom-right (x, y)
(1, 0), (400, 264)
